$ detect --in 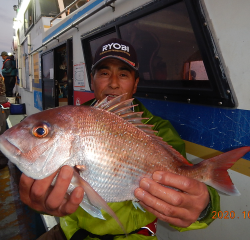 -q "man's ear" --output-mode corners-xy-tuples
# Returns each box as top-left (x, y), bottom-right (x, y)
(133, 77), (139, 94)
